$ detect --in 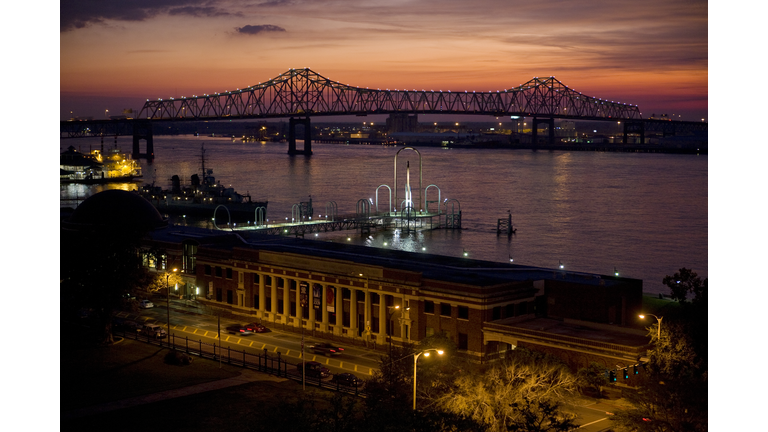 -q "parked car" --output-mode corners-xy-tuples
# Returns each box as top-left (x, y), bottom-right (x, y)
(296, 361), (331, 378)
(139, 300), (154, 309)
(244, 322), (269, 333)
(226, 324), (254, 336)
(310, 342), (344, 356)
(140, 323), (167, 338)
(121, 320), (142, 332)
(331, 373), (364, 387)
